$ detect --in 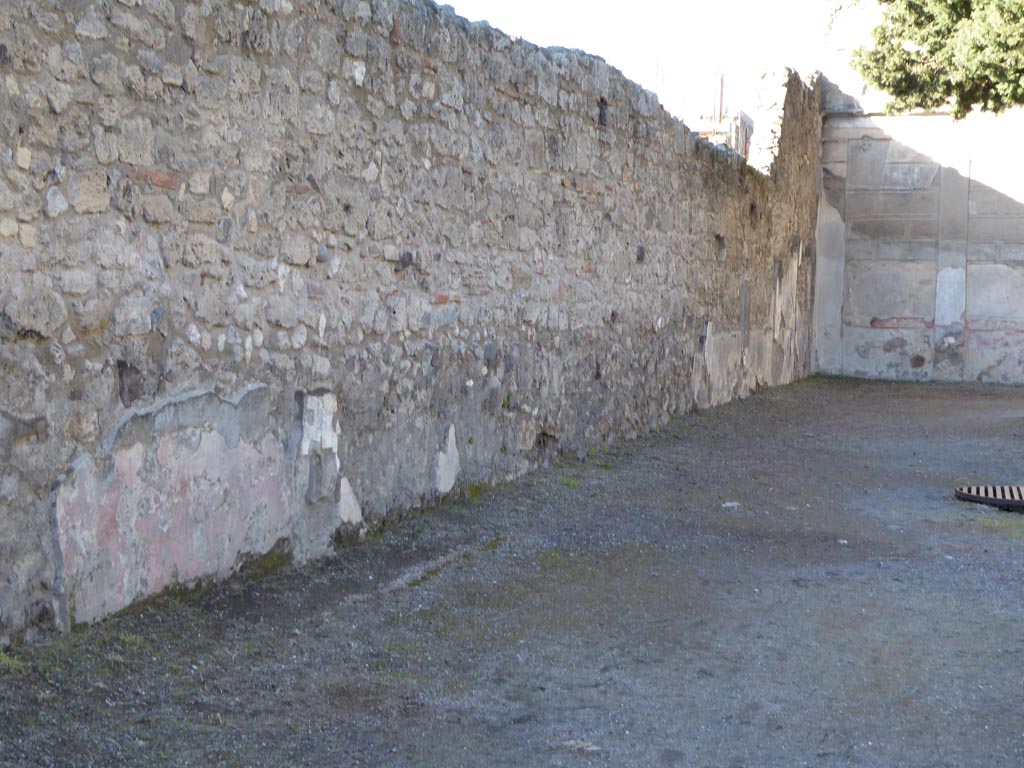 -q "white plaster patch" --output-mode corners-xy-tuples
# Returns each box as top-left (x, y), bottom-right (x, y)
(300, 393), (338, 456)
(935, 266), (966, 326)
(813, 196), (846, 374)
(435, 423), (460, 494)
(338, 477), (363, 525)
(312, 354), (331, 378)
(704, 330), (744, 407)
(344, 59), (367, 87)
(774, 257), (799, 342)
